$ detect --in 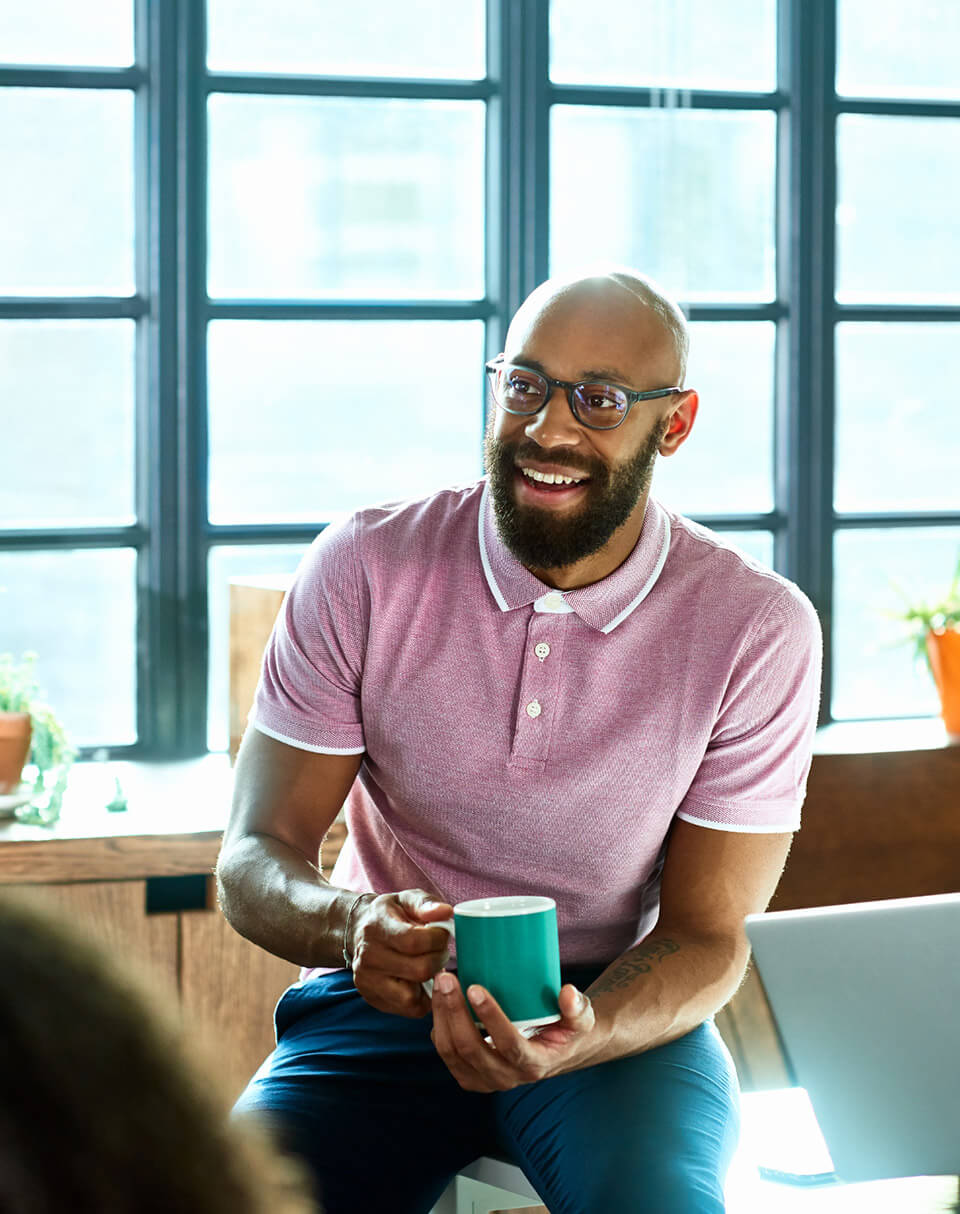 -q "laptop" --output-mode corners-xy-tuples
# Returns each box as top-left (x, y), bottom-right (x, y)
(744, 893), (960, 1183)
